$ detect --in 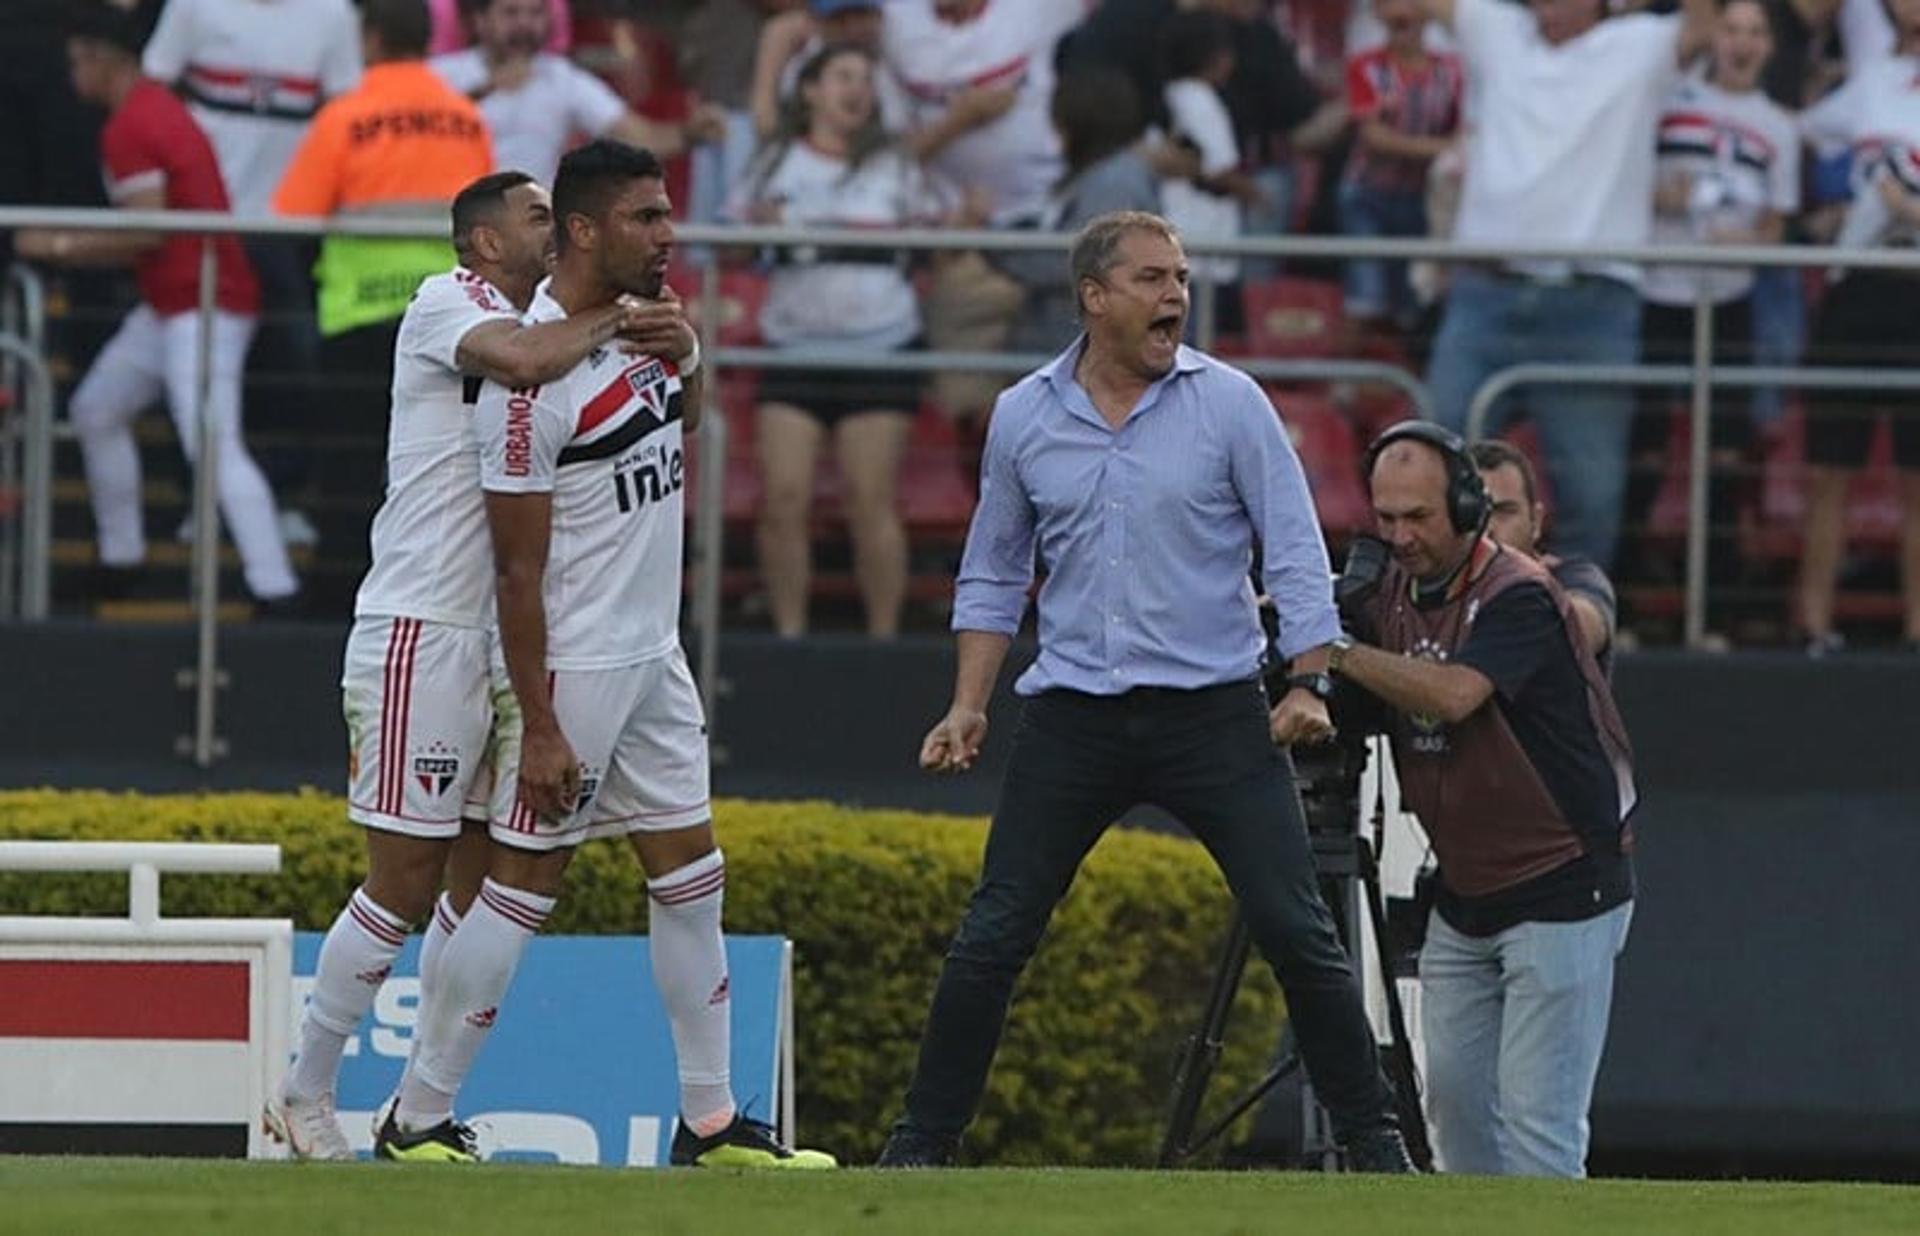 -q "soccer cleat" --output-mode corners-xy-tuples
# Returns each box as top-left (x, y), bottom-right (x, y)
(670, 1113), (837, 1169)
(372, 1105), (480, 1164)
(262, 1093), (354, 1161)
(874, 1125), (958, 1169)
